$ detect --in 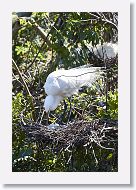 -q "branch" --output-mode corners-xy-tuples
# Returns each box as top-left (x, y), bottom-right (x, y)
(26, 41), (45, 70)
(12, 59), (36, 121)
(26, 14), (63, 70)
(102, 18), (118, 30)
(30, 18), (52, 47)
(26, 18), (53, 70)
(89, 12), (118, 30)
